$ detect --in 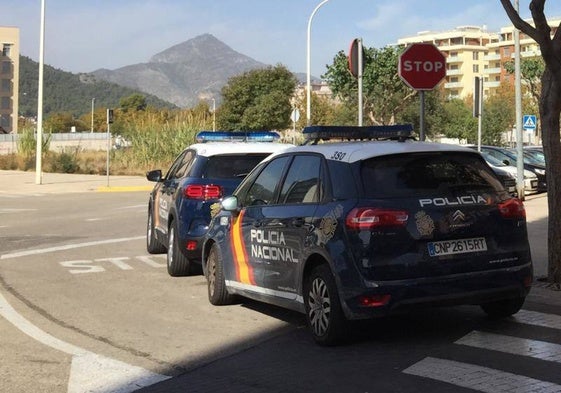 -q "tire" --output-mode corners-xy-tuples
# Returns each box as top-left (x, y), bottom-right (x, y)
(166, 220), (193, 277)
(480, 296), (526, 318)
(207, 243), (234, 305)
(303, 264), (347, 346)
(146, 208), (166, 254)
